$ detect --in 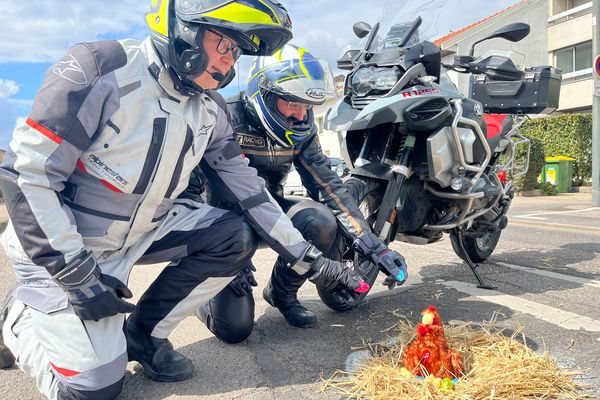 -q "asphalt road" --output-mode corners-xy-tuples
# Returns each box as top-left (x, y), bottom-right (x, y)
(1, 191), (599, 399)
